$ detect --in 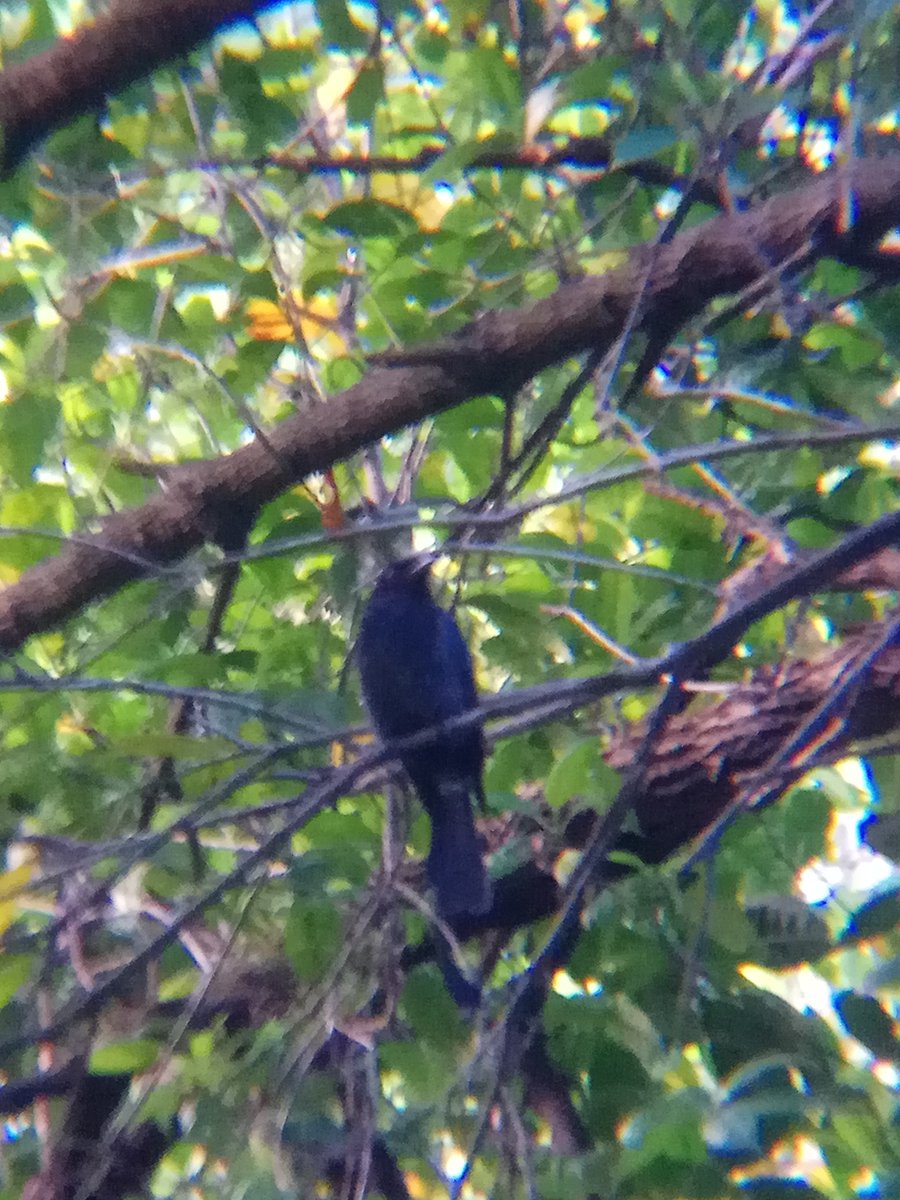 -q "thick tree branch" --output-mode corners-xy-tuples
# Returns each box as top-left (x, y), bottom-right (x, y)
(0, 0), (283, 175)
(565, 628), (900, 863)
(2, 157), (900, 651)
